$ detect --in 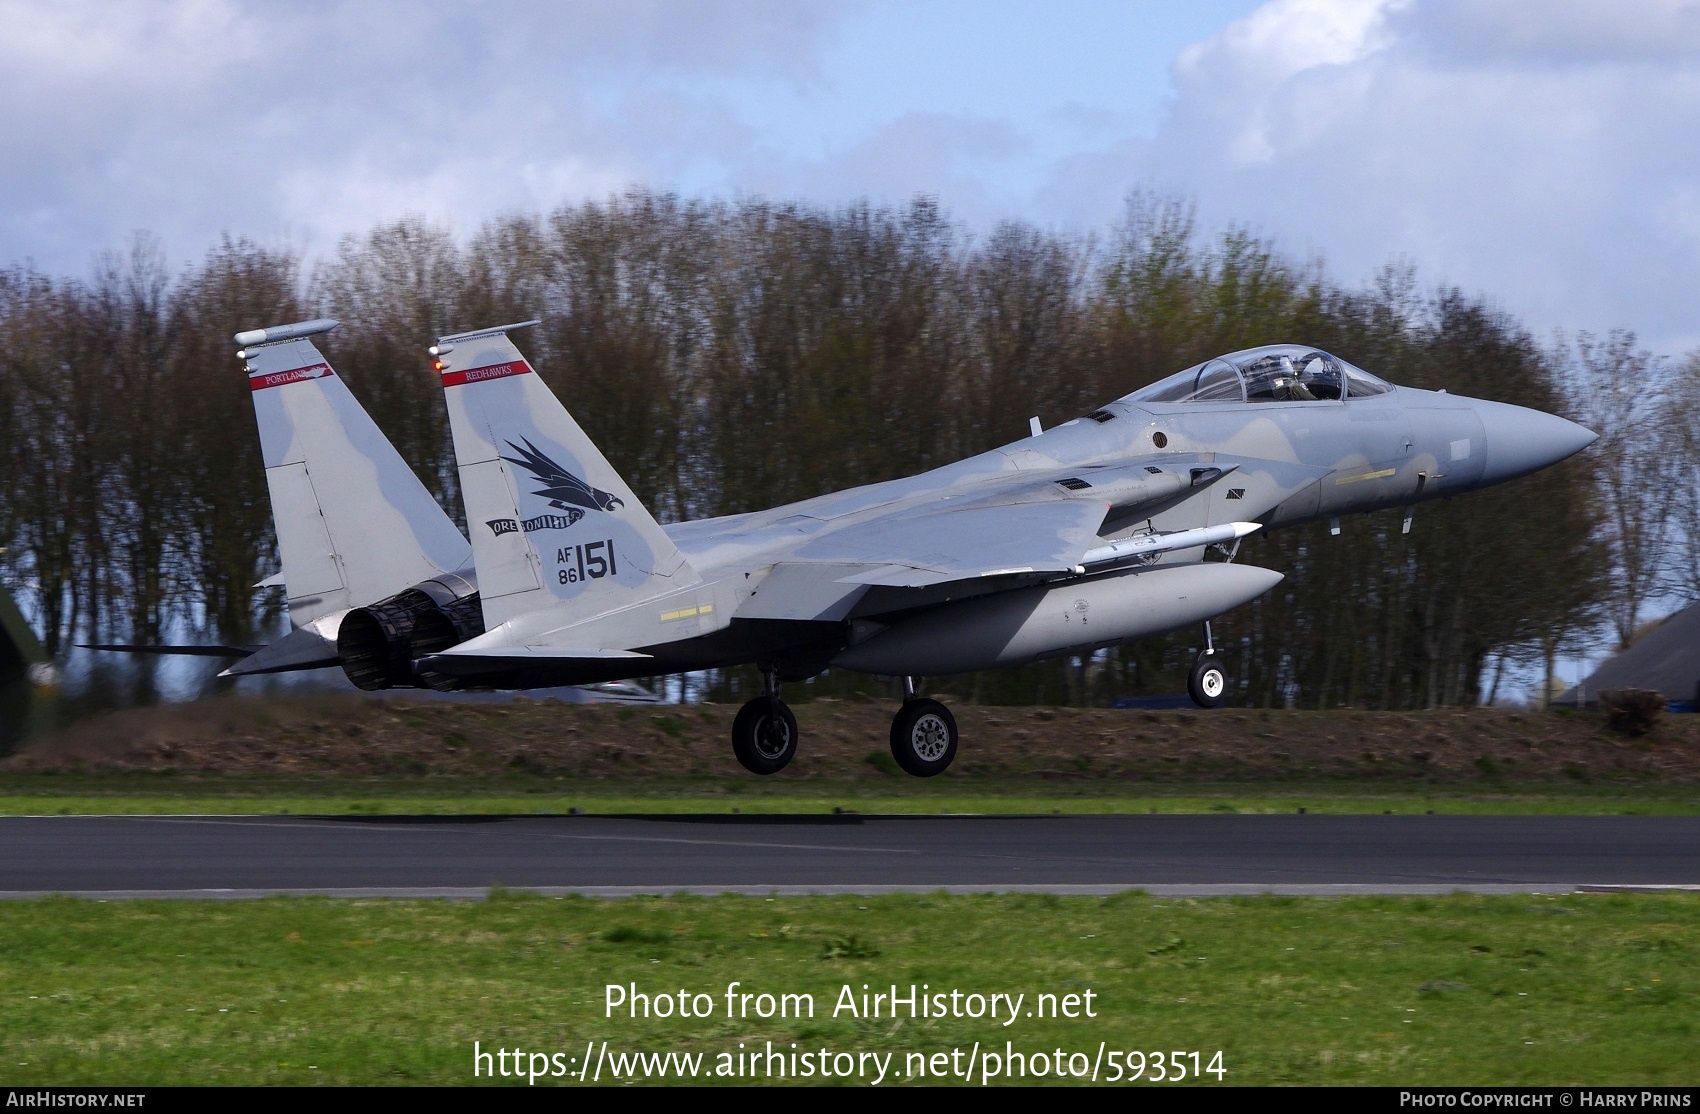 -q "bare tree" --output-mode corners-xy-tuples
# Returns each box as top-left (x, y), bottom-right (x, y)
(173, 237), (303, 643)
(0, 191), (1637, 710)
(1664, 350), (1700, 604)
(313, 218), (466, 513)
(1563, 330), (1679, 647)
